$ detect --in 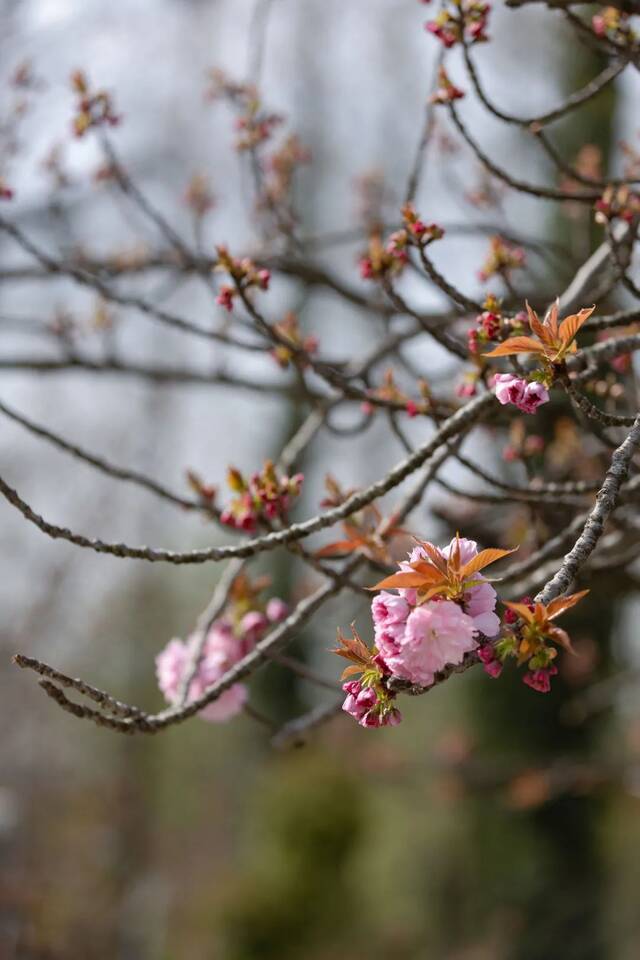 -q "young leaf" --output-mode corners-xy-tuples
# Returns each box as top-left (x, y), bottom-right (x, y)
(368, 572), (430, 591)
(459, 547), (517, 578)
(315, 539), (364, 558)
(340, 663), (364, 680)
(546, 589), (590, 620)
(545, 301), (560, 338)
(409, 560), (446, 583)
(503, 600), (536, 624)
(547, 624), (574, 653)
(483, 336), (545, 357)
(526, 302), (552, 344)
(558, 306), (595, 346)
(413, 538), (449, 574)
